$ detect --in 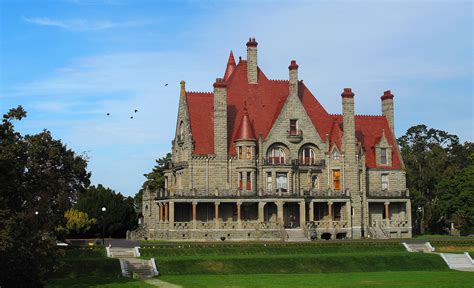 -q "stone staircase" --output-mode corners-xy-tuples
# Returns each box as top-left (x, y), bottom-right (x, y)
(369, 226), (389, 239)
(440, 253), (474, 271)
(285, 229), (309, 242)
(108, 247), (158, 278)
(403, 242), (435, 253)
